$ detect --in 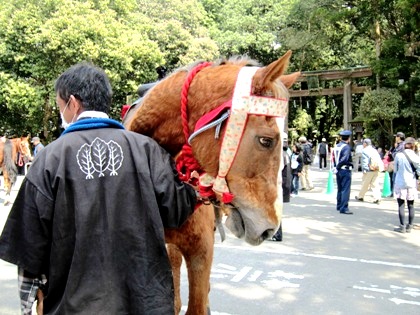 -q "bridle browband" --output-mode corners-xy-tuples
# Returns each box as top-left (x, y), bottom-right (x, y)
(175, 62), (288, 205)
